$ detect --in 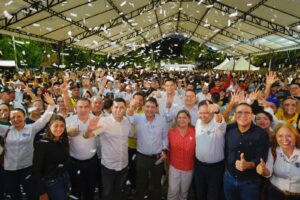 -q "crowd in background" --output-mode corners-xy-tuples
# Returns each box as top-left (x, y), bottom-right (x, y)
(0, 67), (299, 200)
